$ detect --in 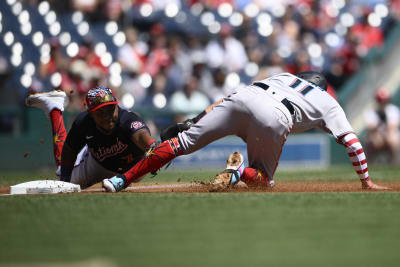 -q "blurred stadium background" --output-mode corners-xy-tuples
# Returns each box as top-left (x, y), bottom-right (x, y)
(0, 0), (400, 172)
